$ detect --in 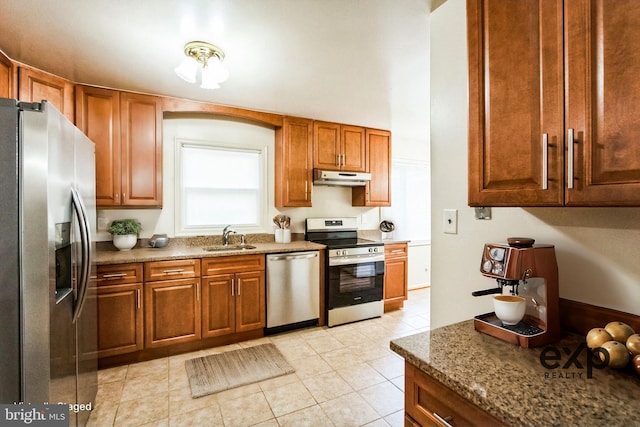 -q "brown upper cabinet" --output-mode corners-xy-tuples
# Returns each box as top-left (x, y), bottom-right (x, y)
(468, 0), (640, 207)
(313, 121), (366, 172)
(275, 117), (313, 208)
(76, 86), (162, 208)
(353, 129), (392, 207)
(0, 51), (15, 99)
(18, 66), (74, 122)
